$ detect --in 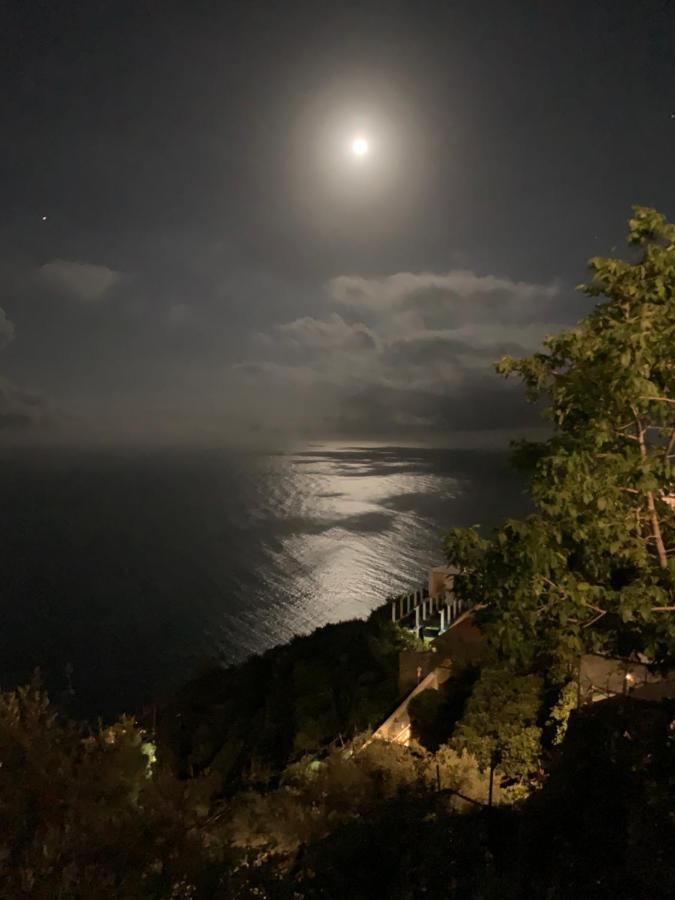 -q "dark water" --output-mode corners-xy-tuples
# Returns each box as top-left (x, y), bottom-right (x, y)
(0, 443), (529, 718)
